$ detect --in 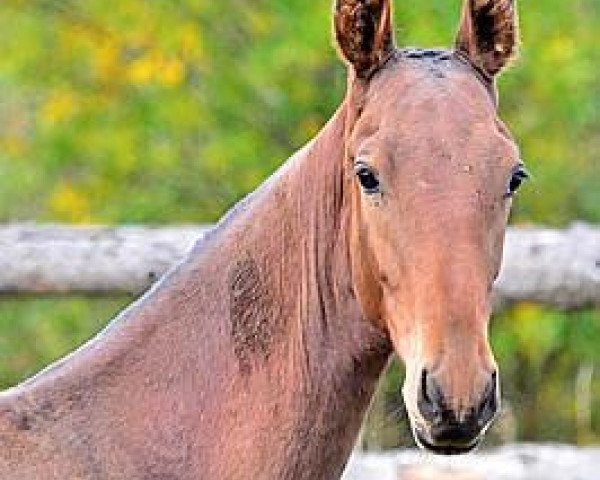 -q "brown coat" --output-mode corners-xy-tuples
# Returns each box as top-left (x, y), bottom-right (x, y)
(1, 0), (522, 477)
